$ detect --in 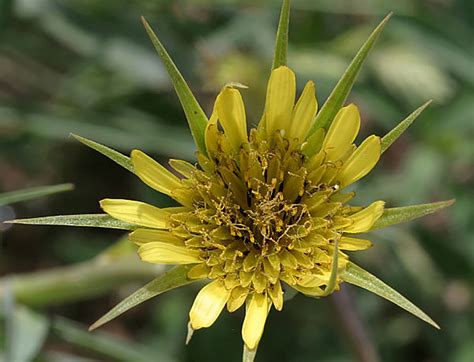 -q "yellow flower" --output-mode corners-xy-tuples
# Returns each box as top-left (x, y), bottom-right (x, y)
(99, 66), (388, 349)
(9, 1), (454, 360)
